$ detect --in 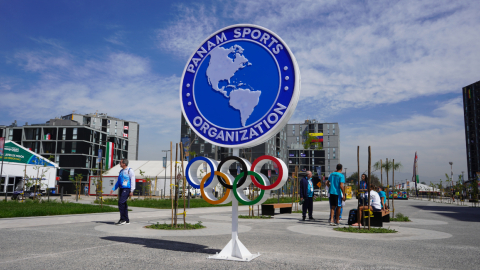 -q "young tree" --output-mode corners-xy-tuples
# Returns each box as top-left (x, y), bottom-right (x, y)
(69, 173), (83, 202)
